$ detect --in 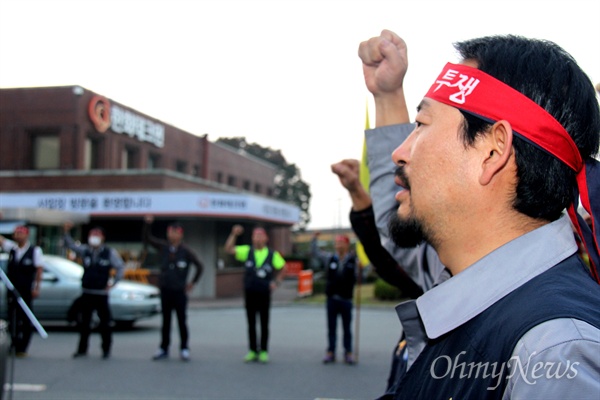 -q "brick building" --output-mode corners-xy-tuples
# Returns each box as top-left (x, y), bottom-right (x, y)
(0, 86), (300, 298)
